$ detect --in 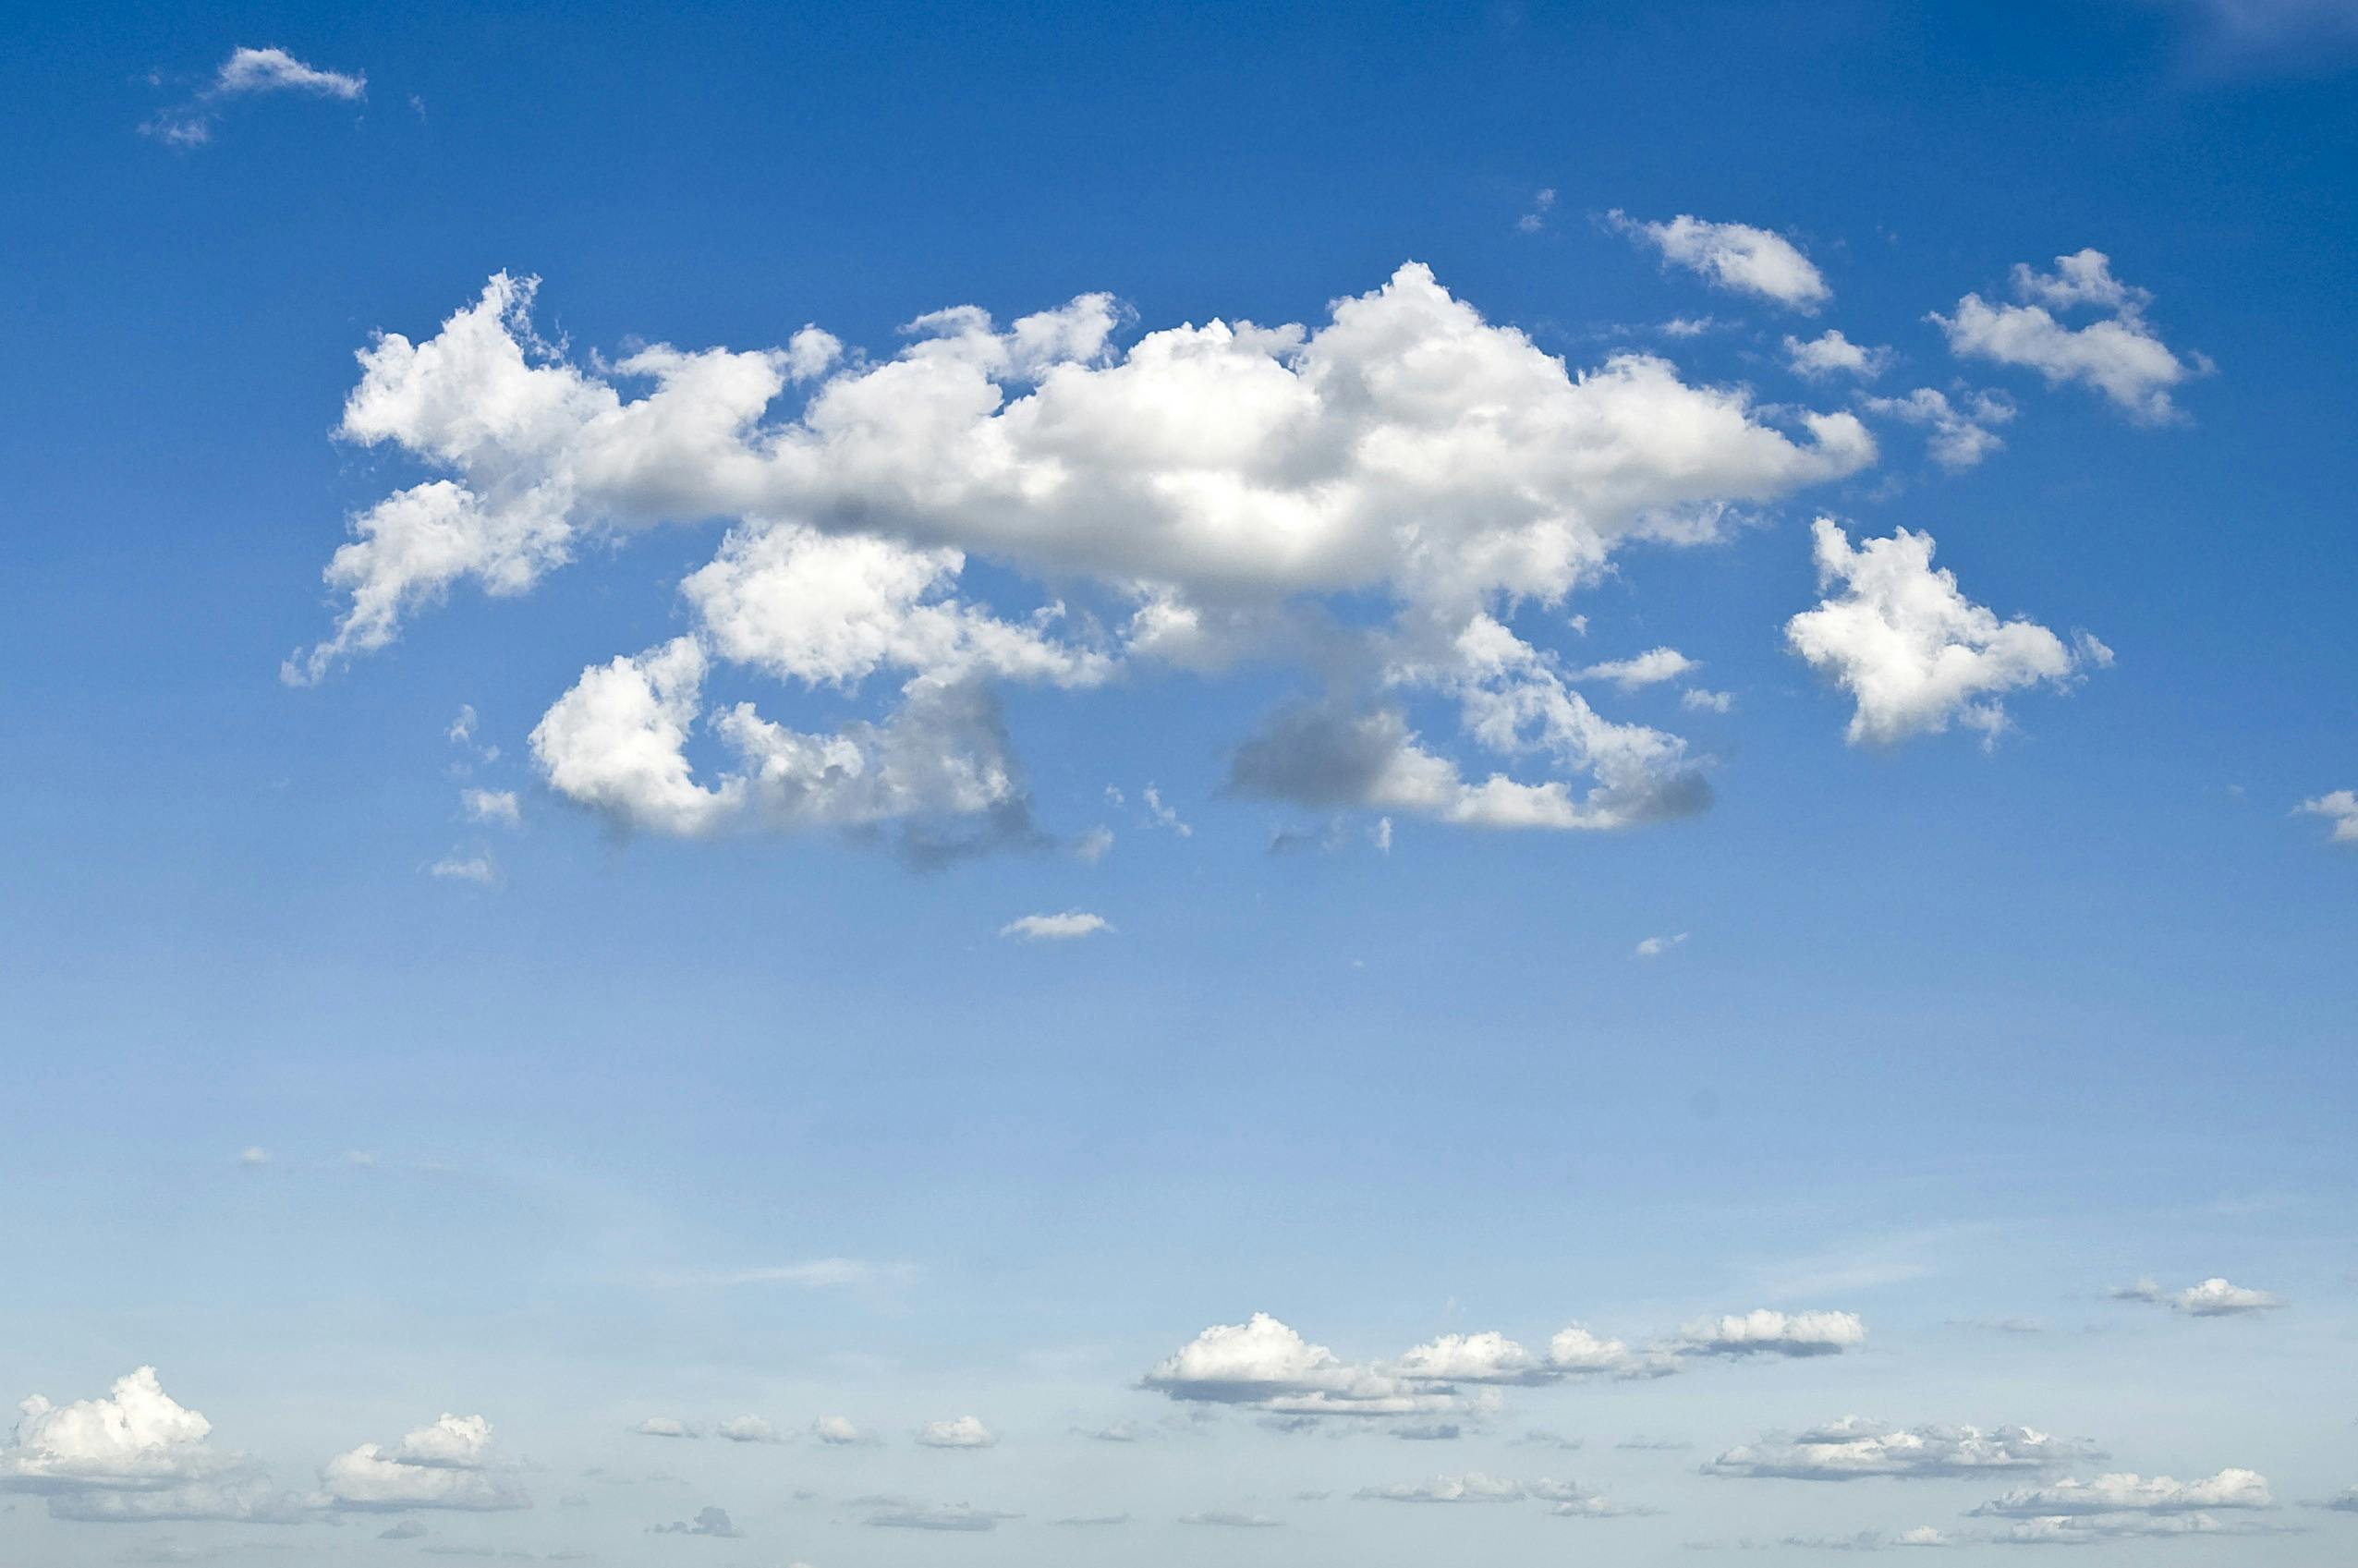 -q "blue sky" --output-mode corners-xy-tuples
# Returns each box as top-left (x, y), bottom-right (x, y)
(3, 0), (2356, 1562)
